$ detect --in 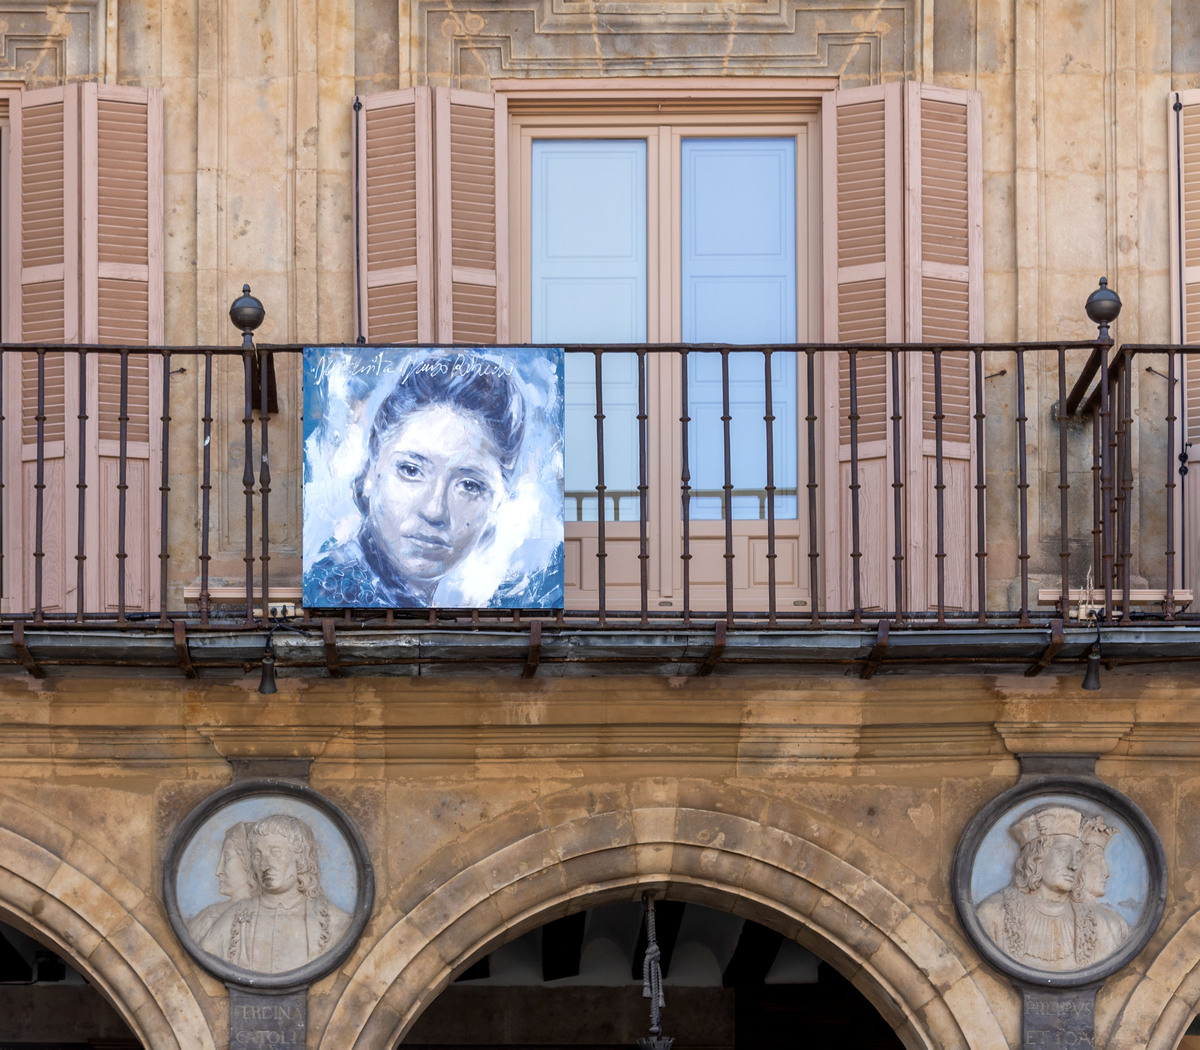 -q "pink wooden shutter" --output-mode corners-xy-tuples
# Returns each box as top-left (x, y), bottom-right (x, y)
(1170, 90), (1200, 344)
(355, 88), (433, 342)
(903, 83), (981, 612)
(1169, 89), (1200, 597)
(5, 87), (79, 613)
(433, 87), (507, 344)
(821, 84), (903, 612)
(81, 84), (164, 612)
(2, 84), (163, 616)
